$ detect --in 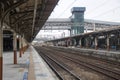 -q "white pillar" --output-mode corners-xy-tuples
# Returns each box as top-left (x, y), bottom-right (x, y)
(95, 36), (98, 50)
(85, 26), (88, 33)
(79, 38), (82, 48)
(13, 32), (17, 64)
(107, 34), (110, 51)
(93, 23), (96, 31)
